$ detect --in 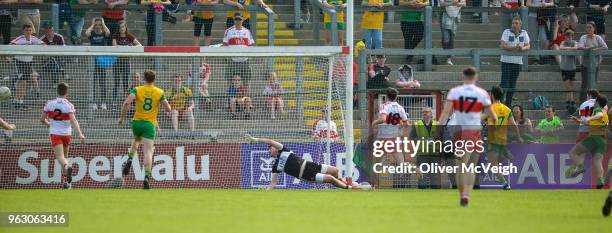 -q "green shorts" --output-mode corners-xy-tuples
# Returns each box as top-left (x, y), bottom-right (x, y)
(580, 135), (607, 155)
(325, 22), (345, 30)
(487, 143), (513, 160)
(132, 120), (156, 140)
